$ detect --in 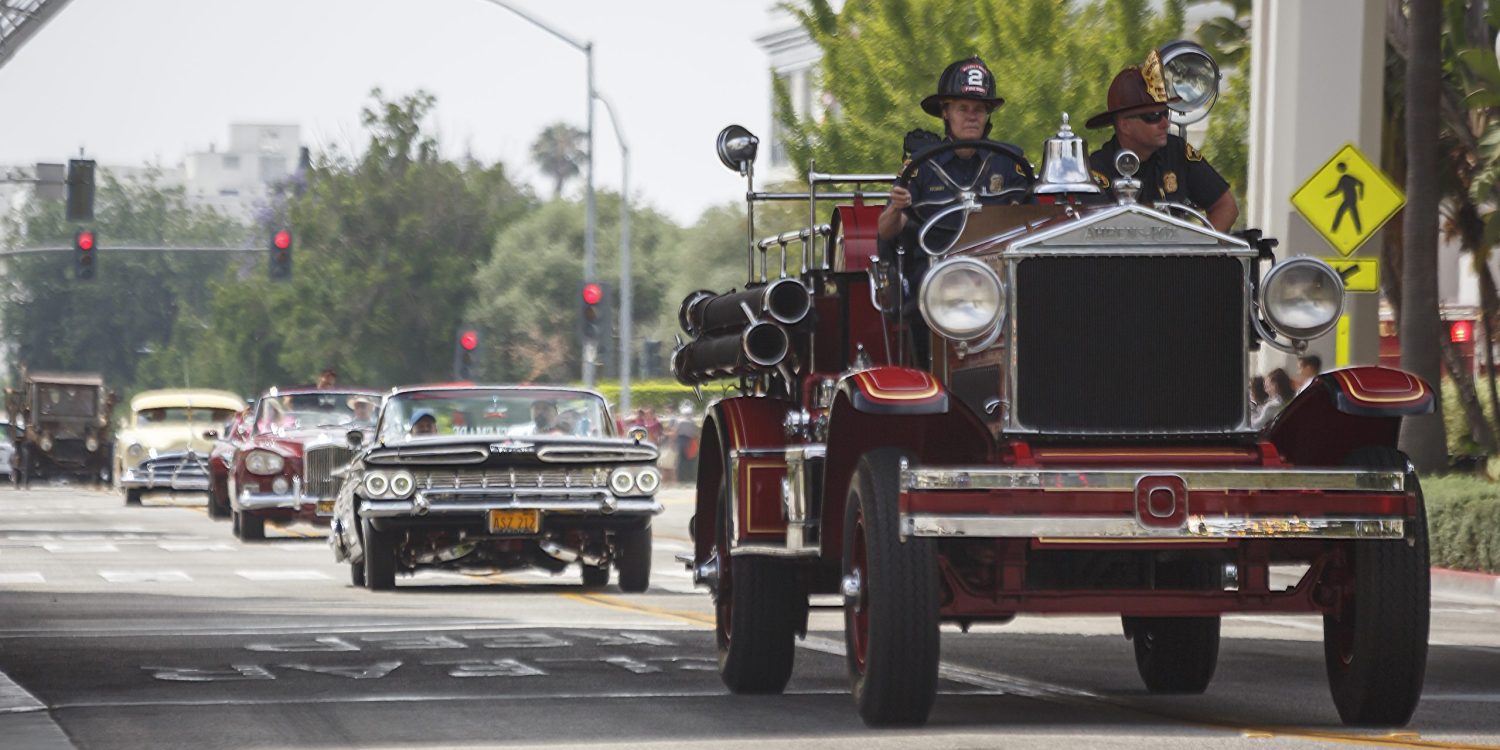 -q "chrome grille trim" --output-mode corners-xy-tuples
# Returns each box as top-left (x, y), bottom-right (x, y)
(411, 467), (612, 491)
(304, 445), (356, 499)
(538, 445), (659, 463)
(365, 446), (489, 465)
